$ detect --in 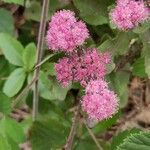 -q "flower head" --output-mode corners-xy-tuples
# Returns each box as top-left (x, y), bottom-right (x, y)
(81, 79), (118, 121)
(46, 10), (89, 52)
(110, 0), (149, 30)
(55, 48), (111, 87)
